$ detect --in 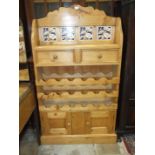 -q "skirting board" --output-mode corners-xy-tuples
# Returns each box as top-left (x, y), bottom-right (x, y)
(41, 133), (117, 144)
